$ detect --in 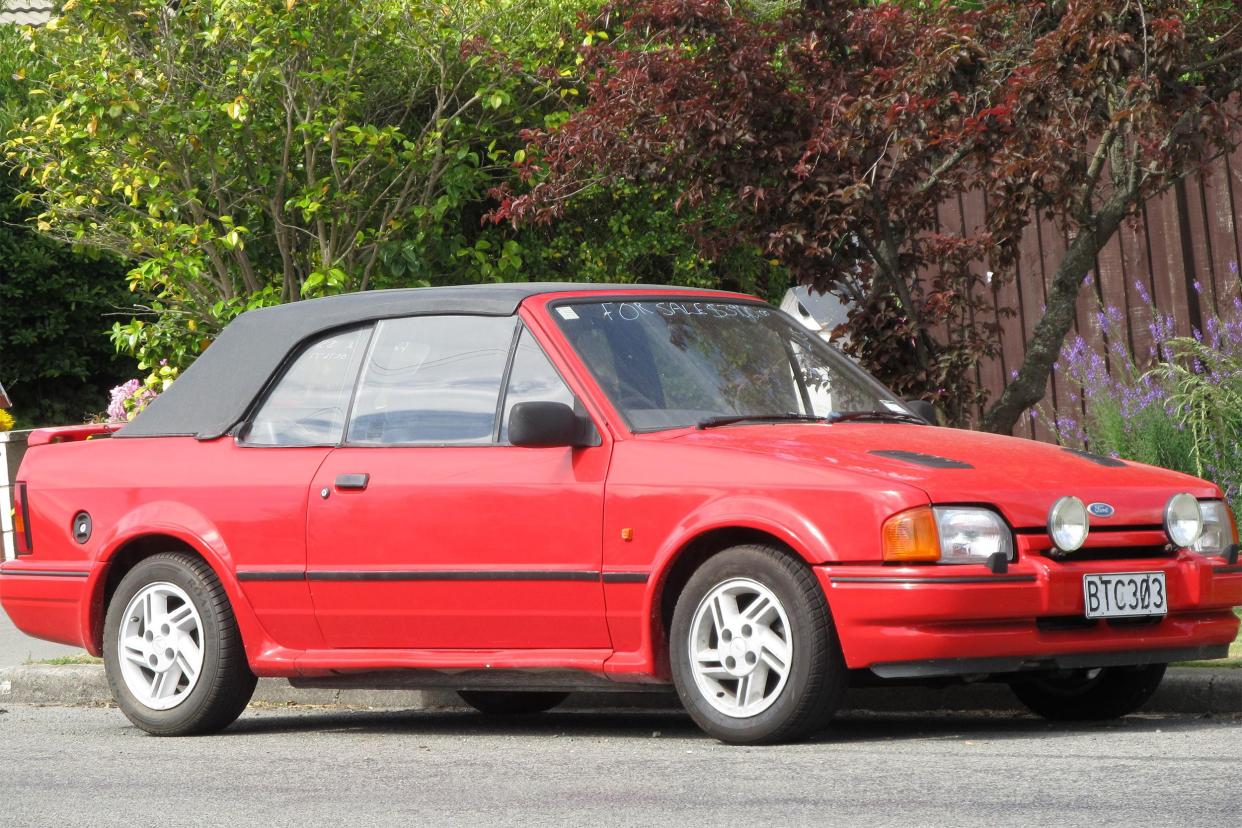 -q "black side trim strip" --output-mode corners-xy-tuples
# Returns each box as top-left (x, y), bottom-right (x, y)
(868, 449), (973, 469)
(237, 571), (306, 582)
(831, 575), (1037, 585)
(0, 569), (90, 578)
(602, 572), (649, 584)
(306, 570), (602, 582)
(1213, 565), (1242, 574)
